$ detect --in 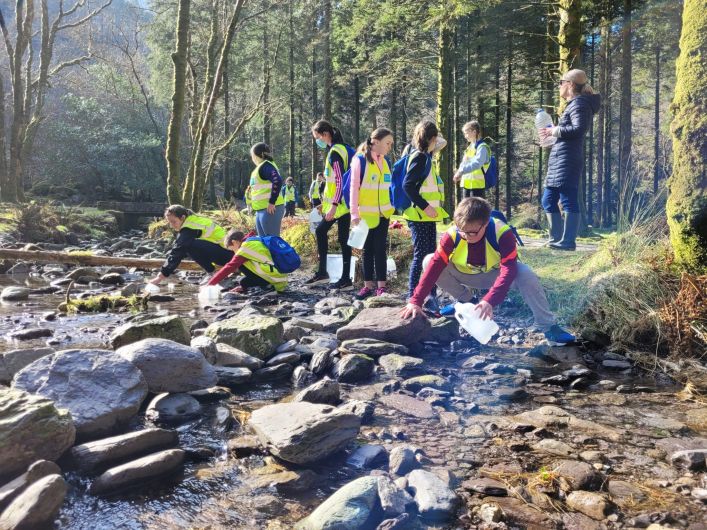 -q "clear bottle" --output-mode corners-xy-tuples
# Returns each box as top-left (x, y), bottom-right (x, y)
(198, 285), (221, 304)
(454, 302), (500, 345)
(347, 220), (369, 250)
(144, 283), (160, 295)
(309, 208), (323, 234)
(535, 109), (557, 148)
